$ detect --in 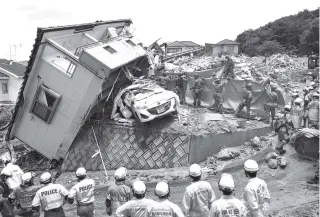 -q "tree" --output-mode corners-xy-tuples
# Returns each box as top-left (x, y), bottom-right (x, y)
(259, 40), (285, 56)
